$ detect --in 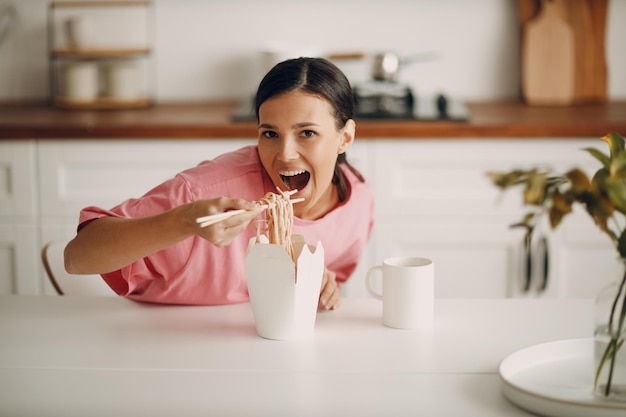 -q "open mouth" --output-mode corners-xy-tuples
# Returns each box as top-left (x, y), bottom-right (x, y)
(279, 170), (311, 191)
